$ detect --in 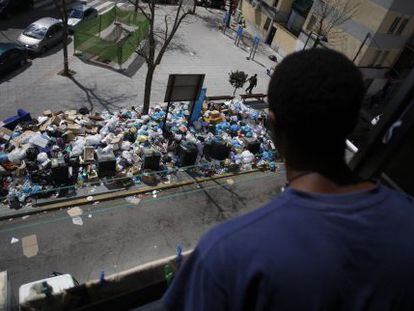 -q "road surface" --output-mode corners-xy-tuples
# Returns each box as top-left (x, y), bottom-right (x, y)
(0, 169), (285, 309)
